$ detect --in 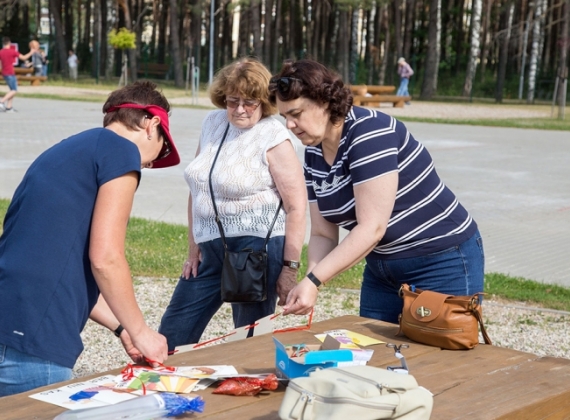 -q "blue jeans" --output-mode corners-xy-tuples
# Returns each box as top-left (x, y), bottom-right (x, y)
(3, 75), (18, 91)
(159, 235), (284, 351)
(360, 230), (484, 324)
(0, 344), (72, 397)
(397, 78), (409, 96)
